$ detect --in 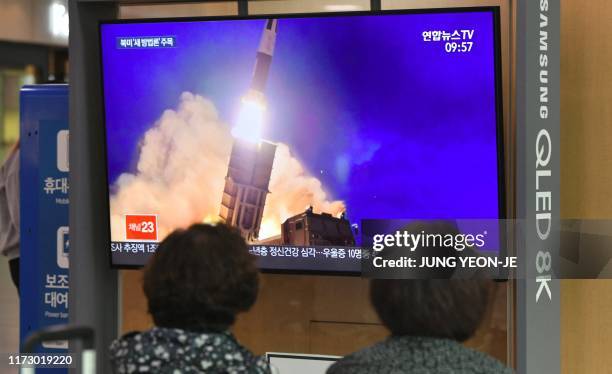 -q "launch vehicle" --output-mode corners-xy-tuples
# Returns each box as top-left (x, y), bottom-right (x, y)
(220, 19), (278, 242)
